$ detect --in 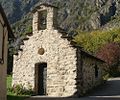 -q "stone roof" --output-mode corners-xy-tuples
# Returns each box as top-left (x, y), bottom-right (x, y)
(81, 50), (105, 63)
(0, 4), (14, 38)
(69, 42), (105, 62)
(31, 3), (58, 13)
